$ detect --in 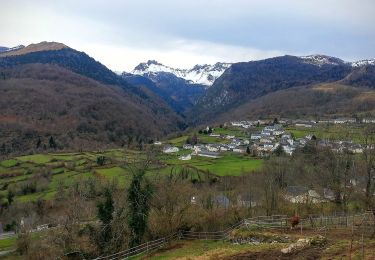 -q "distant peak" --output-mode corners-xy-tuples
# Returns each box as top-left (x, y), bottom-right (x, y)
(299, 54), (345, 66)
(351, 59), (375, 67)
(0, 41), (69, 57)
(146, 60), (162, 66)
(132, 61), (231, 86)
